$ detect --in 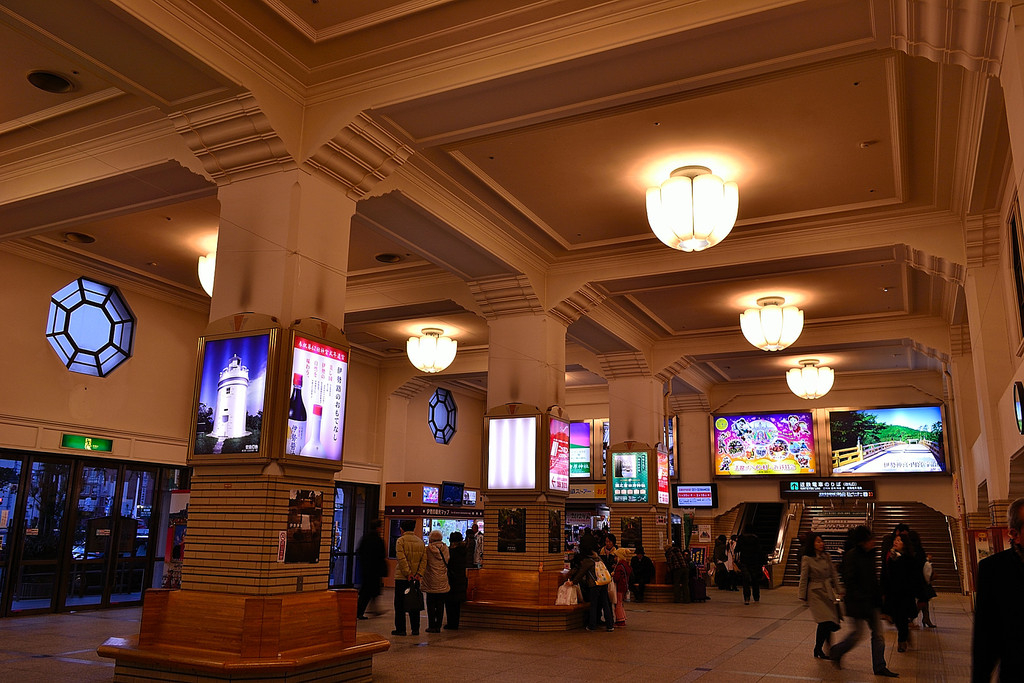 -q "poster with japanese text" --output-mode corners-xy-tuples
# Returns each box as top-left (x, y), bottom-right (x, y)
(713, 412), (816, 476)
(548, 418), (570, 492)
(286, 336), (348, 460)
